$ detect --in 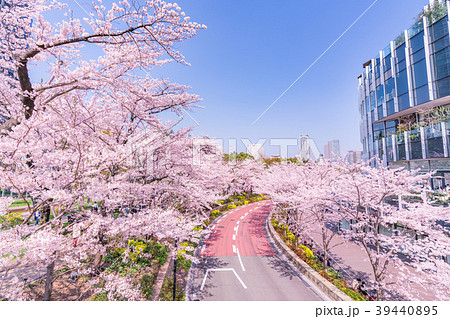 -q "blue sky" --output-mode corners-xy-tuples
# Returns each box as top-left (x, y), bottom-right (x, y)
(149, 0), (432, 157)
(34, 0), (433, 157)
